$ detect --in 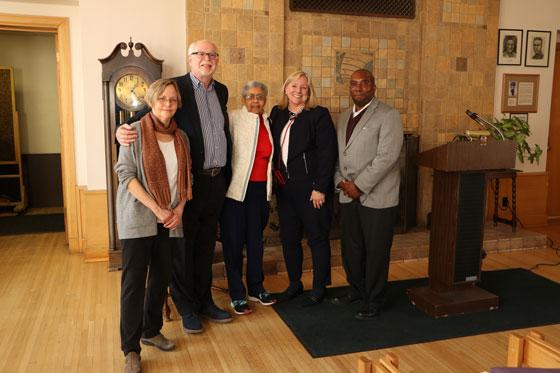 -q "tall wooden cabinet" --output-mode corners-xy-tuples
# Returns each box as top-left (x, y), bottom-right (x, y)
(0, 66), (26, 212)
